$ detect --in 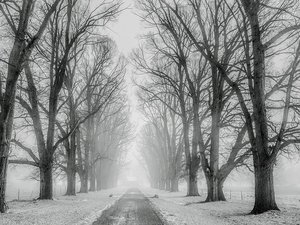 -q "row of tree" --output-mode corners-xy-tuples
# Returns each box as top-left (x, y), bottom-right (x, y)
(0, 0), (130, 213)
(135, 0), (300, 214)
